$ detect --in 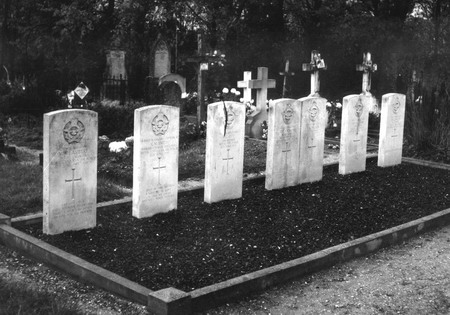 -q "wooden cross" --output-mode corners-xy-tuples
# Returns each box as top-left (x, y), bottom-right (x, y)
(153, 157), (166, 185)
(65, 168), (82, 199)
(187, 33), (225, 128)
(237, 67), (276, 113)
(222, 149), (234, 175)
(279, 60), (295, 98)
(302, 50), (327, 97)
(356, 52), (377, 95)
